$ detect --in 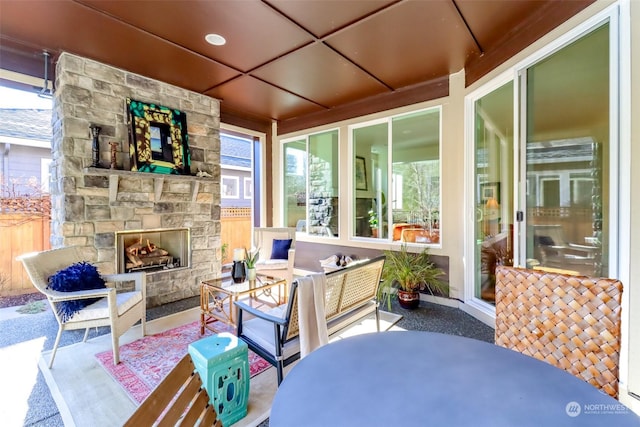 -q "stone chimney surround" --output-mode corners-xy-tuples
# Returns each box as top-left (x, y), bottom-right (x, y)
(50, 52), (222, 306)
